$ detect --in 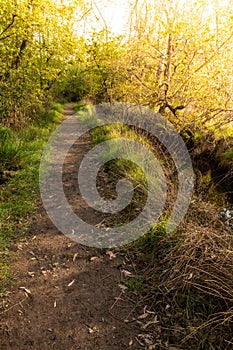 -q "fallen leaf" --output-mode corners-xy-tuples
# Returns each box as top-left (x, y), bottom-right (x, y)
(121, 269), (133, 278)
(118, 284), (128, 292)
(19, 287), (32, 298)
(137, 312), (149, 320)
(27, 271), (35, 277)
(73, 253), (78, 262)
(67, 279), (75, 287)
(129, 339), (133, 346)
(29, 251), (36, 256)
(90, 256), (100, 262)
(88, 326), (98, 334)
(106, 251), (117, 259)
(187, 272), (193, 280)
